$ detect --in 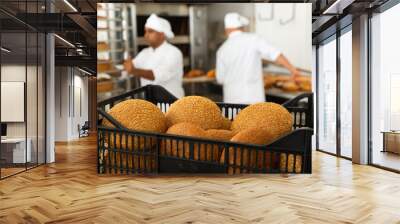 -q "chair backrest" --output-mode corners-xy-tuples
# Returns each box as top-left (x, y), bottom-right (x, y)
(82, 121), (90, 129)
